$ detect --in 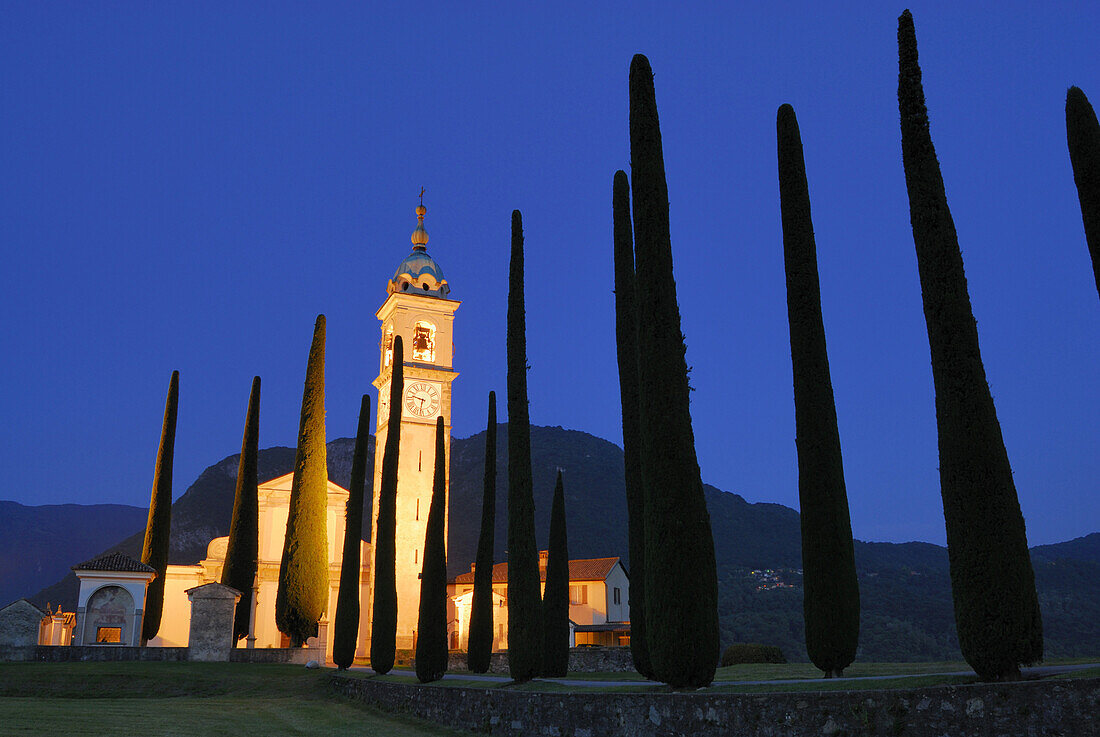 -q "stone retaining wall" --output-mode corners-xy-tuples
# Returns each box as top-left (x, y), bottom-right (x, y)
(331, 672), (1100, 737)
(449, 647), (634, 674)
